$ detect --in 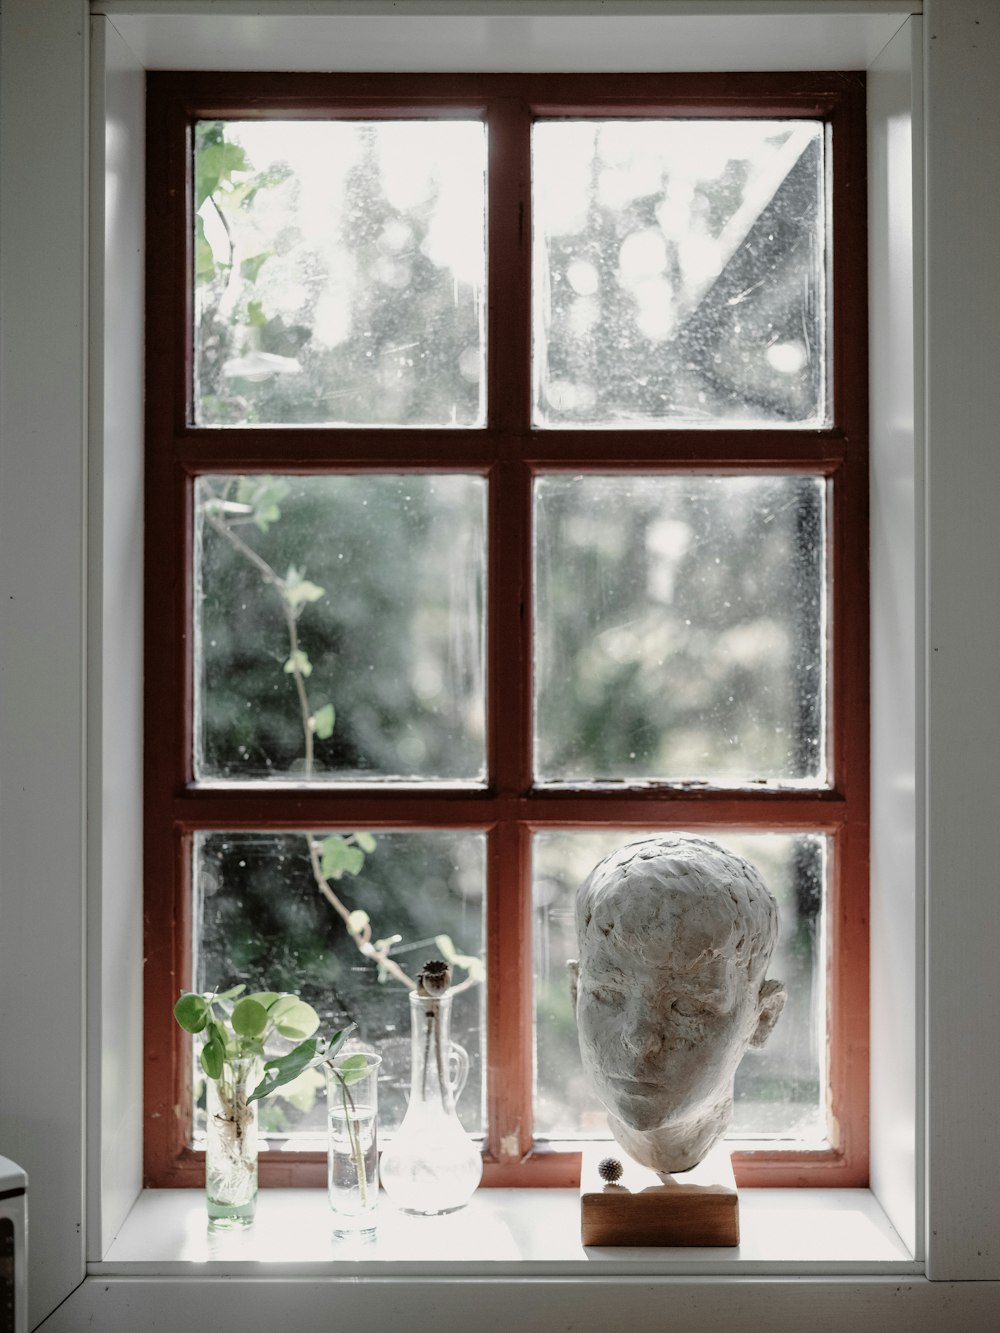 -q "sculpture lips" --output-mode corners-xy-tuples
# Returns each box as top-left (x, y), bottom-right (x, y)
(608, 1076), (660, 1092)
